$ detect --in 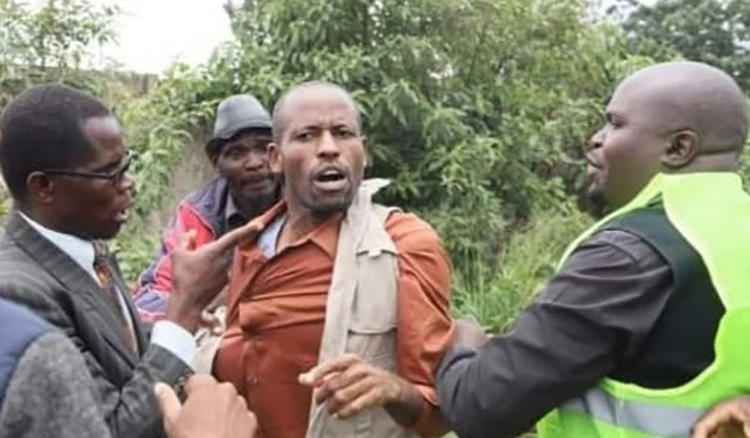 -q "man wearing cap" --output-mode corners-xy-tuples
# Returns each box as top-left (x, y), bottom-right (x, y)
(133, 94), (281, 323)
